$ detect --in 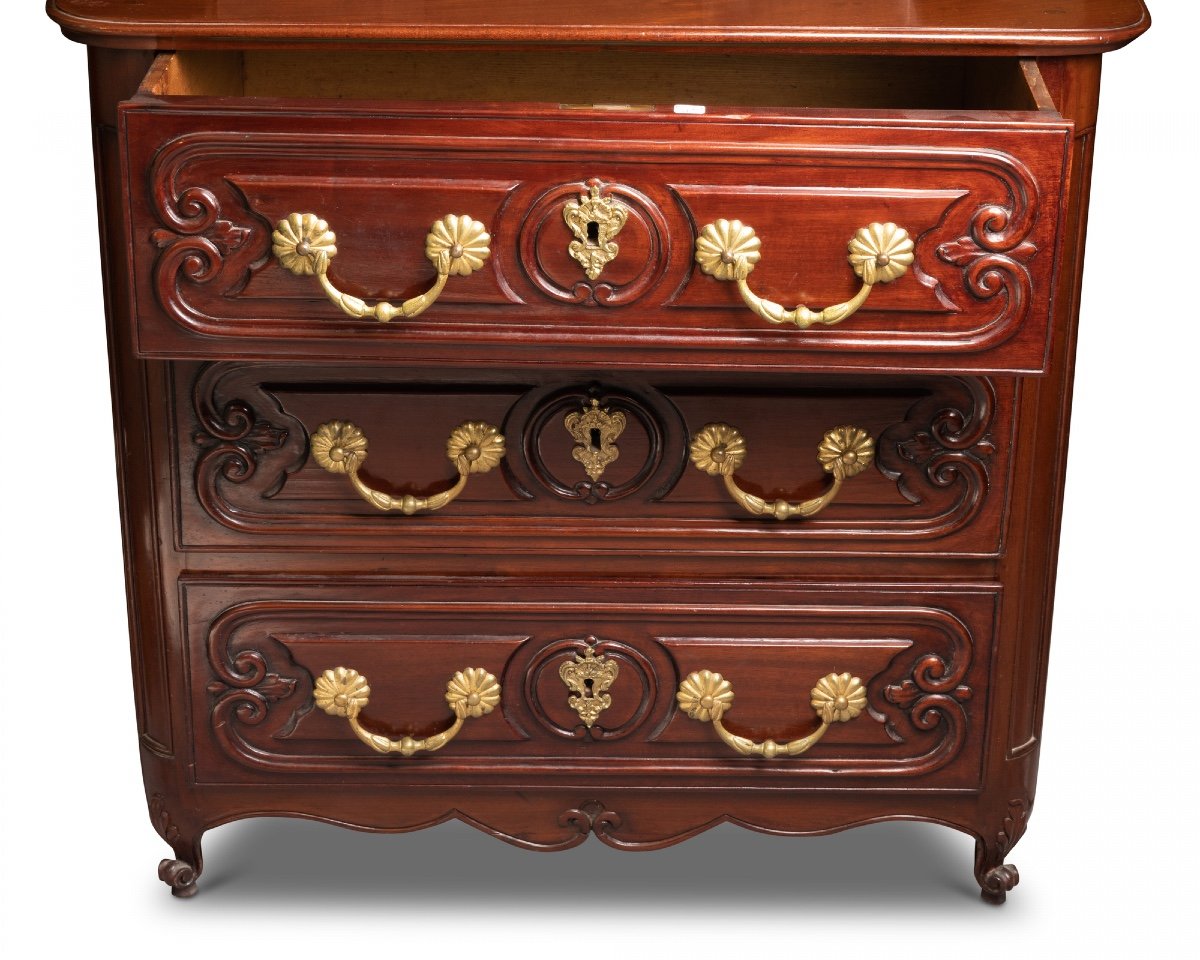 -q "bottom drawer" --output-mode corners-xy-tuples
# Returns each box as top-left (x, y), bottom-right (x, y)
(187, 579), (996, 790)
